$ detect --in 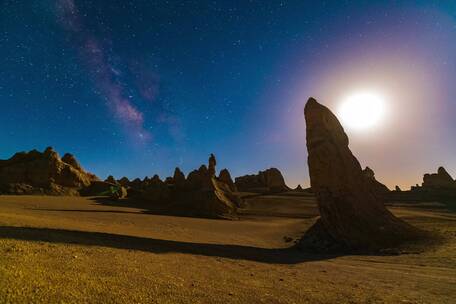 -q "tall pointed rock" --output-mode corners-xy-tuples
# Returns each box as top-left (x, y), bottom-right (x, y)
(299, 97), (423, 252)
